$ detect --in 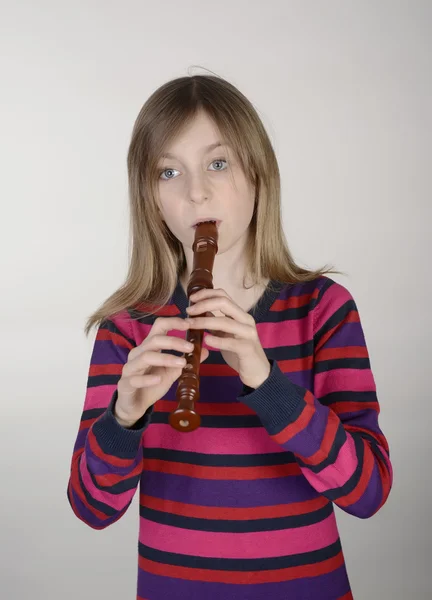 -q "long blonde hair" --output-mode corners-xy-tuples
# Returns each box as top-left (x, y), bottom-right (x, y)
(85, 73), (342, 336)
